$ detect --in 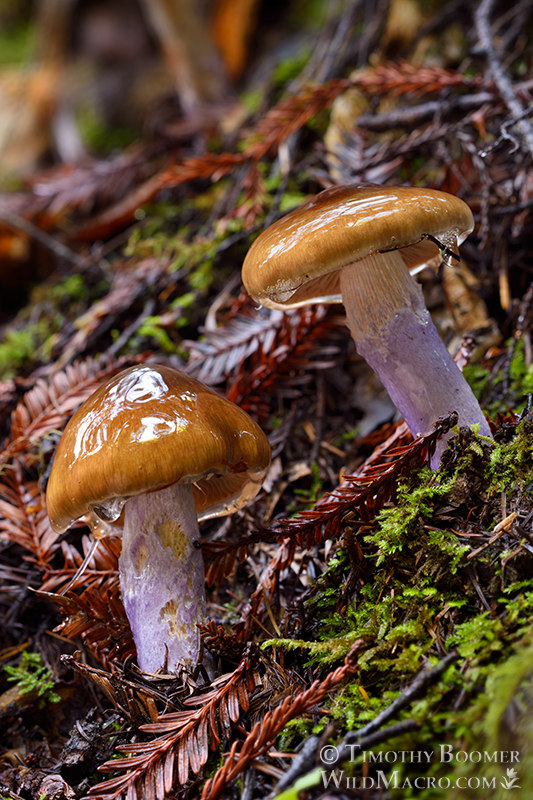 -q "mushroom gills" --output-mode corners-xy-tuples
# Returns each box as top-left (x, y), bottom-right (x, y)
(91, 496), (126, 523)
